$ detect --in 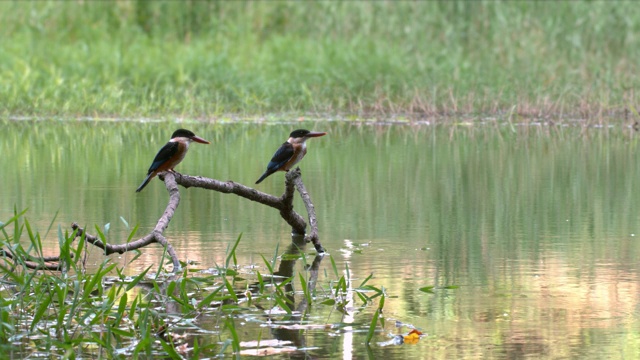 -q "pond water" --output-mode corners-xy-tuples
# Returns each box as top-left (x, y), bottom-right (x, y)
(2, 120), (640, 358)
